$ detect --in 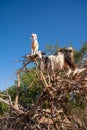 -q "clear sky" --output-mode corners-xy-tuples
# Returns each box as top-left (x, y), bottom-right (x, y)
(0, 0), (87, 90)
